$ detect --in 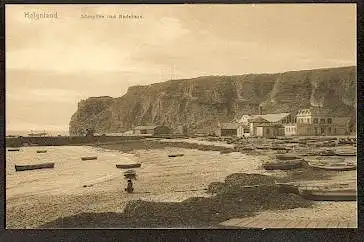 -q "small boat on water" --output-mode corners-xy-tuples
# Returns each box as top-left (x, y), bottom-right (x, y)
(308, 162), (356, 171)
(36, 150), (48, 153)
(8, 148), (20, 152)
(298, 187), (357, 201)
(168, 153), (185, 157)
(15, 162), (55, 172)
(116, 163), (142, 169)
(81, 156), (98, 161)
(262, 158), (305, 170)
